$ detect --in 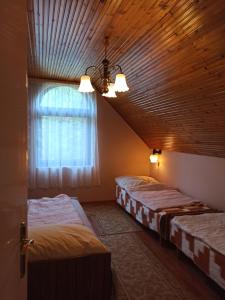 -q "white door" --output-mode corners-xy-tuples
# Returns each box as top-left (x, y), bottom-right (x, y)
(0, 1), (28, 300)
